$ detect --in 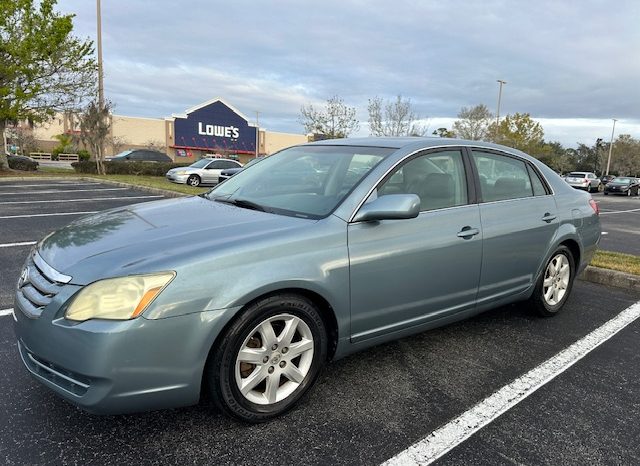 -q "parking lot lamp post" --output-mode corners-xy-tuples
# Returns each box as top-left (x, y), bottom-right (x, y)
(495, 79), (507, 126)
(605, 119), (617, 176)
